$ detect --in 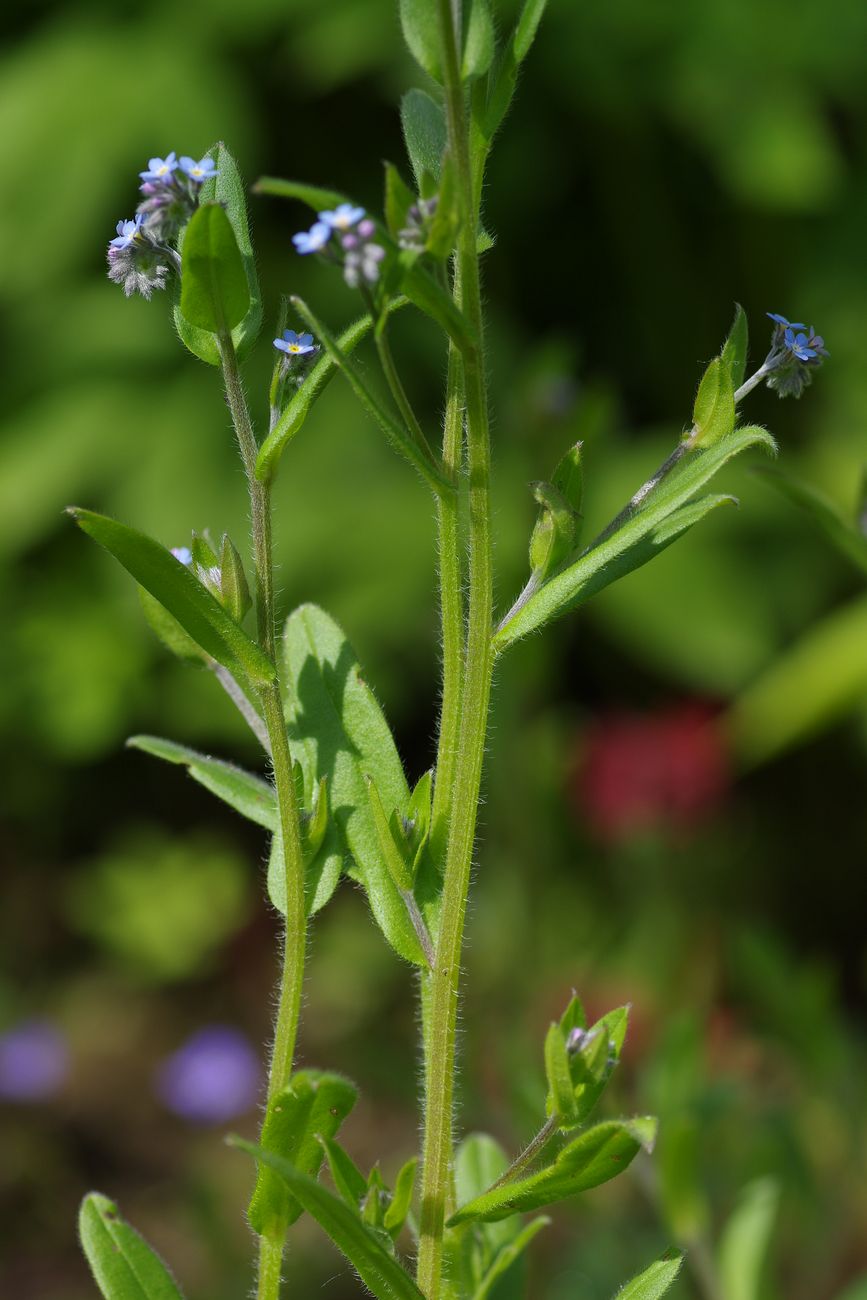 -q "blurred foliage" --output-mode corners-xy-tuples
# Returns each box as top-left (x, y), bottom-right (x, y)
(2, 0), (867, 1296)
